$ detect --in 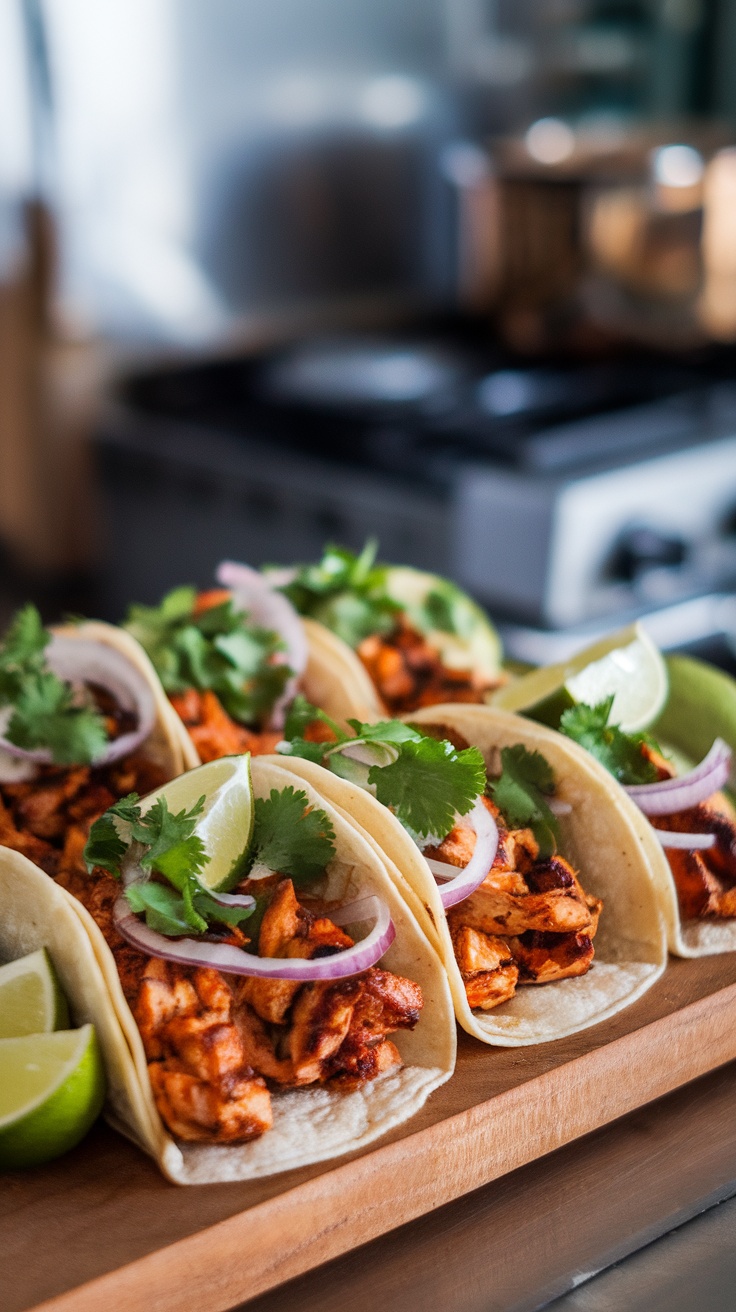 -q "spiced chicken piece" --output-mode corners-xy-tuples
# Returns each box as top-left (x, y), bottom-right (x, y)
(67, 870), (422, 1138)
(650, 795), (736, 919)
(241, 879), (354, 1025)
(136, 960), (273, 1142)
(506, 930), (595, 984)
(169, 688), (281, 763)
(450, 925), (518, 1009)
(357, 621), (503, 716)
(434, 796), (600, 1009)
